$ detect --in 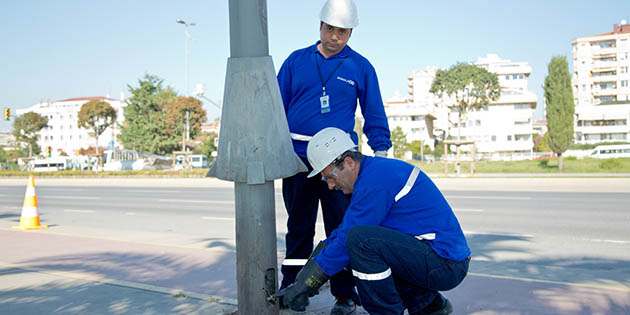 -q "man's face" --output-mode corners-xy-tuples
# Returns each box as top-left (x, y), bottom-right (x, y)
(319, 22), (352, 57)
(320, 158), (356, 194)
